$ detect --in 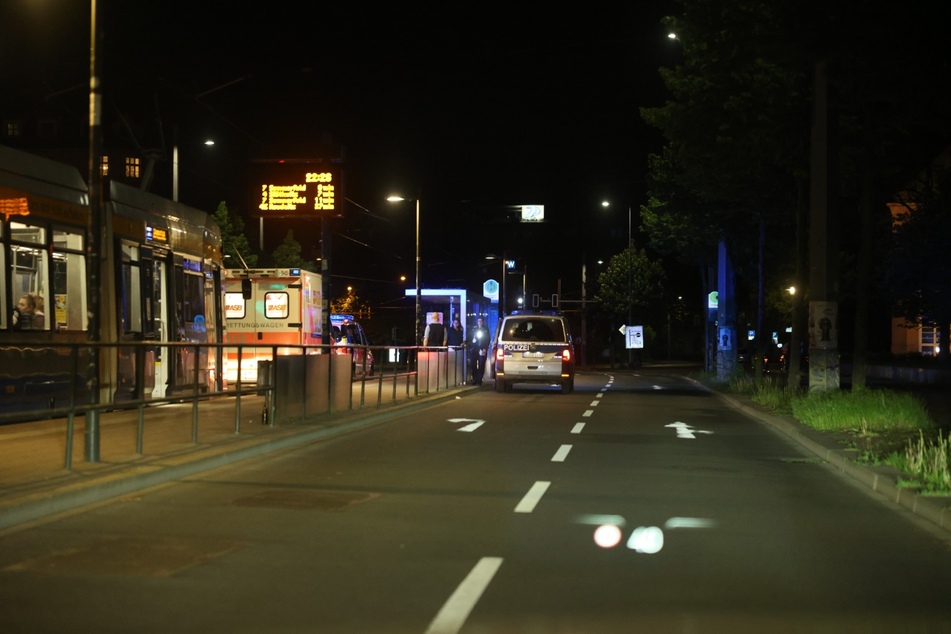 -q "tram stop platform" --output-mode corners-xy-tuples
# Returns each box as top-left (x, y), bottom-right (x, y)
(0, 384), (475, 533)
